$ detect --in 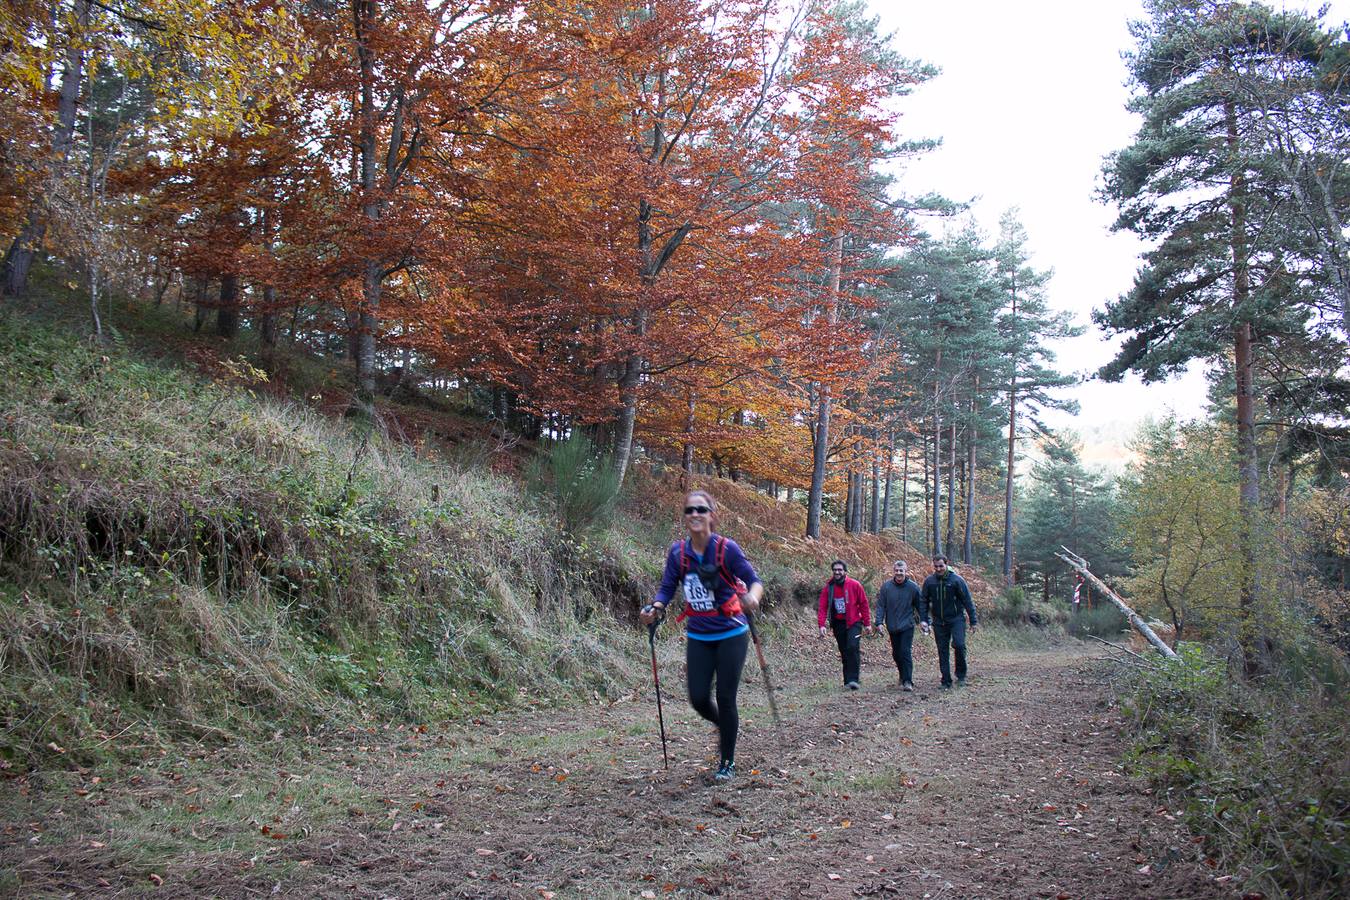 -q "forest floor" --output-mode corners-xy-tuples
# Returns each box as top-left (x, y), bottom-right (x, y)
(1, 629), (1238, 900)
